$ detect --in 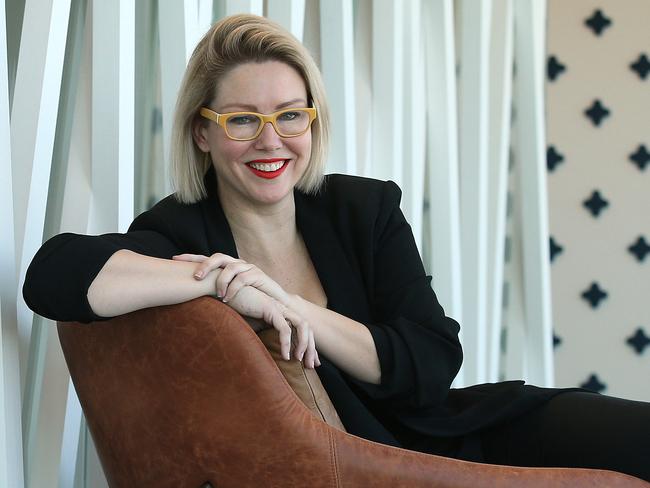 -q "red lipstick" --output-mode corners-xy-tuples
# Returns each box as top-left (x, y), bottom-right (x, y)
(245, 158), (289, 179)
